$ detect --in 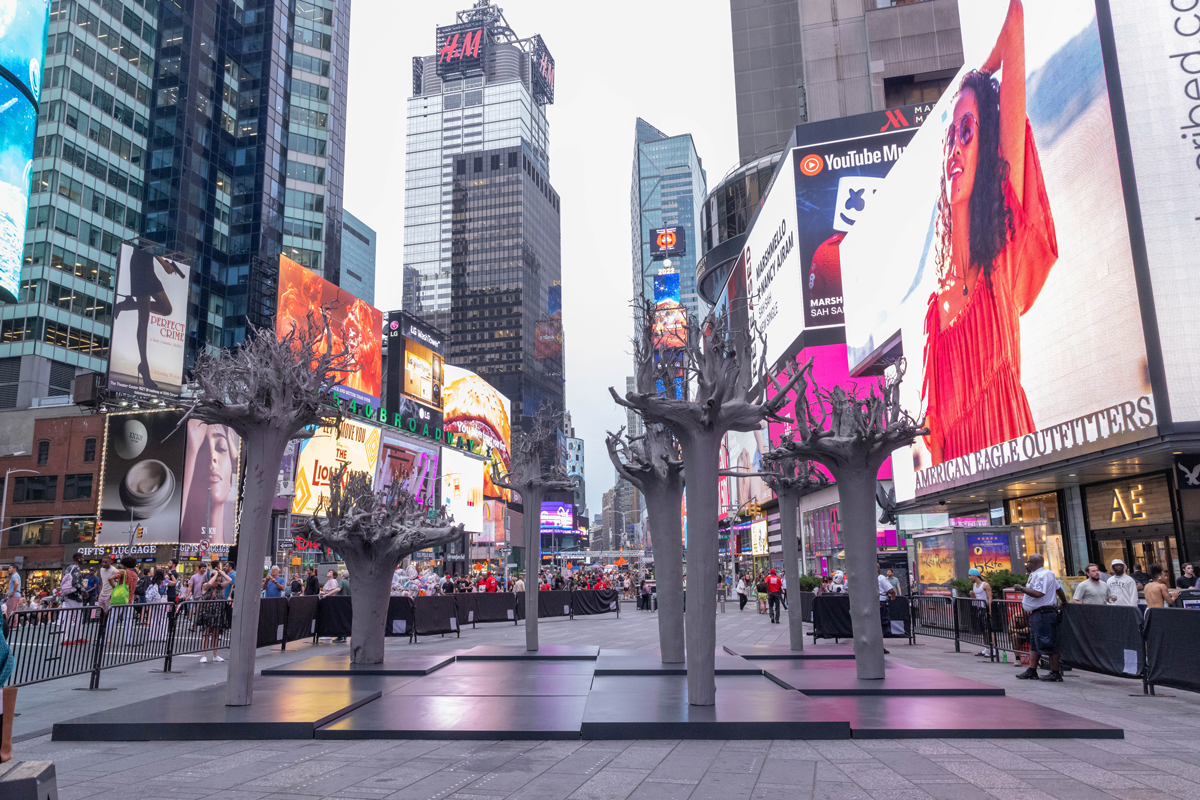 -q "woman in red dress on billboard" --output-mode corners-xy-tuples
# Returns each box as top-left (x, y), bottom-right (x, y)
(921, 0), (1057, 466)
